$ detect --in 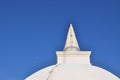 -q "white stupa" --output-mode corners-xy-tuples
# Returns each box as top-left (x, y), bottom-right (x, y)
(25, 24), (120, 80)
